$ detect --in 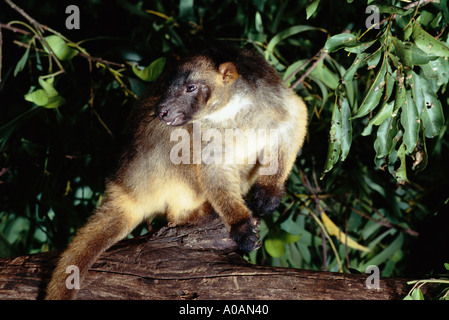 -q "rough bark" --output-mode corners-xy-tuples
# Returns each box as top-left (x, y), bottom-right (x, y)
(0, 216), (415, 300)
